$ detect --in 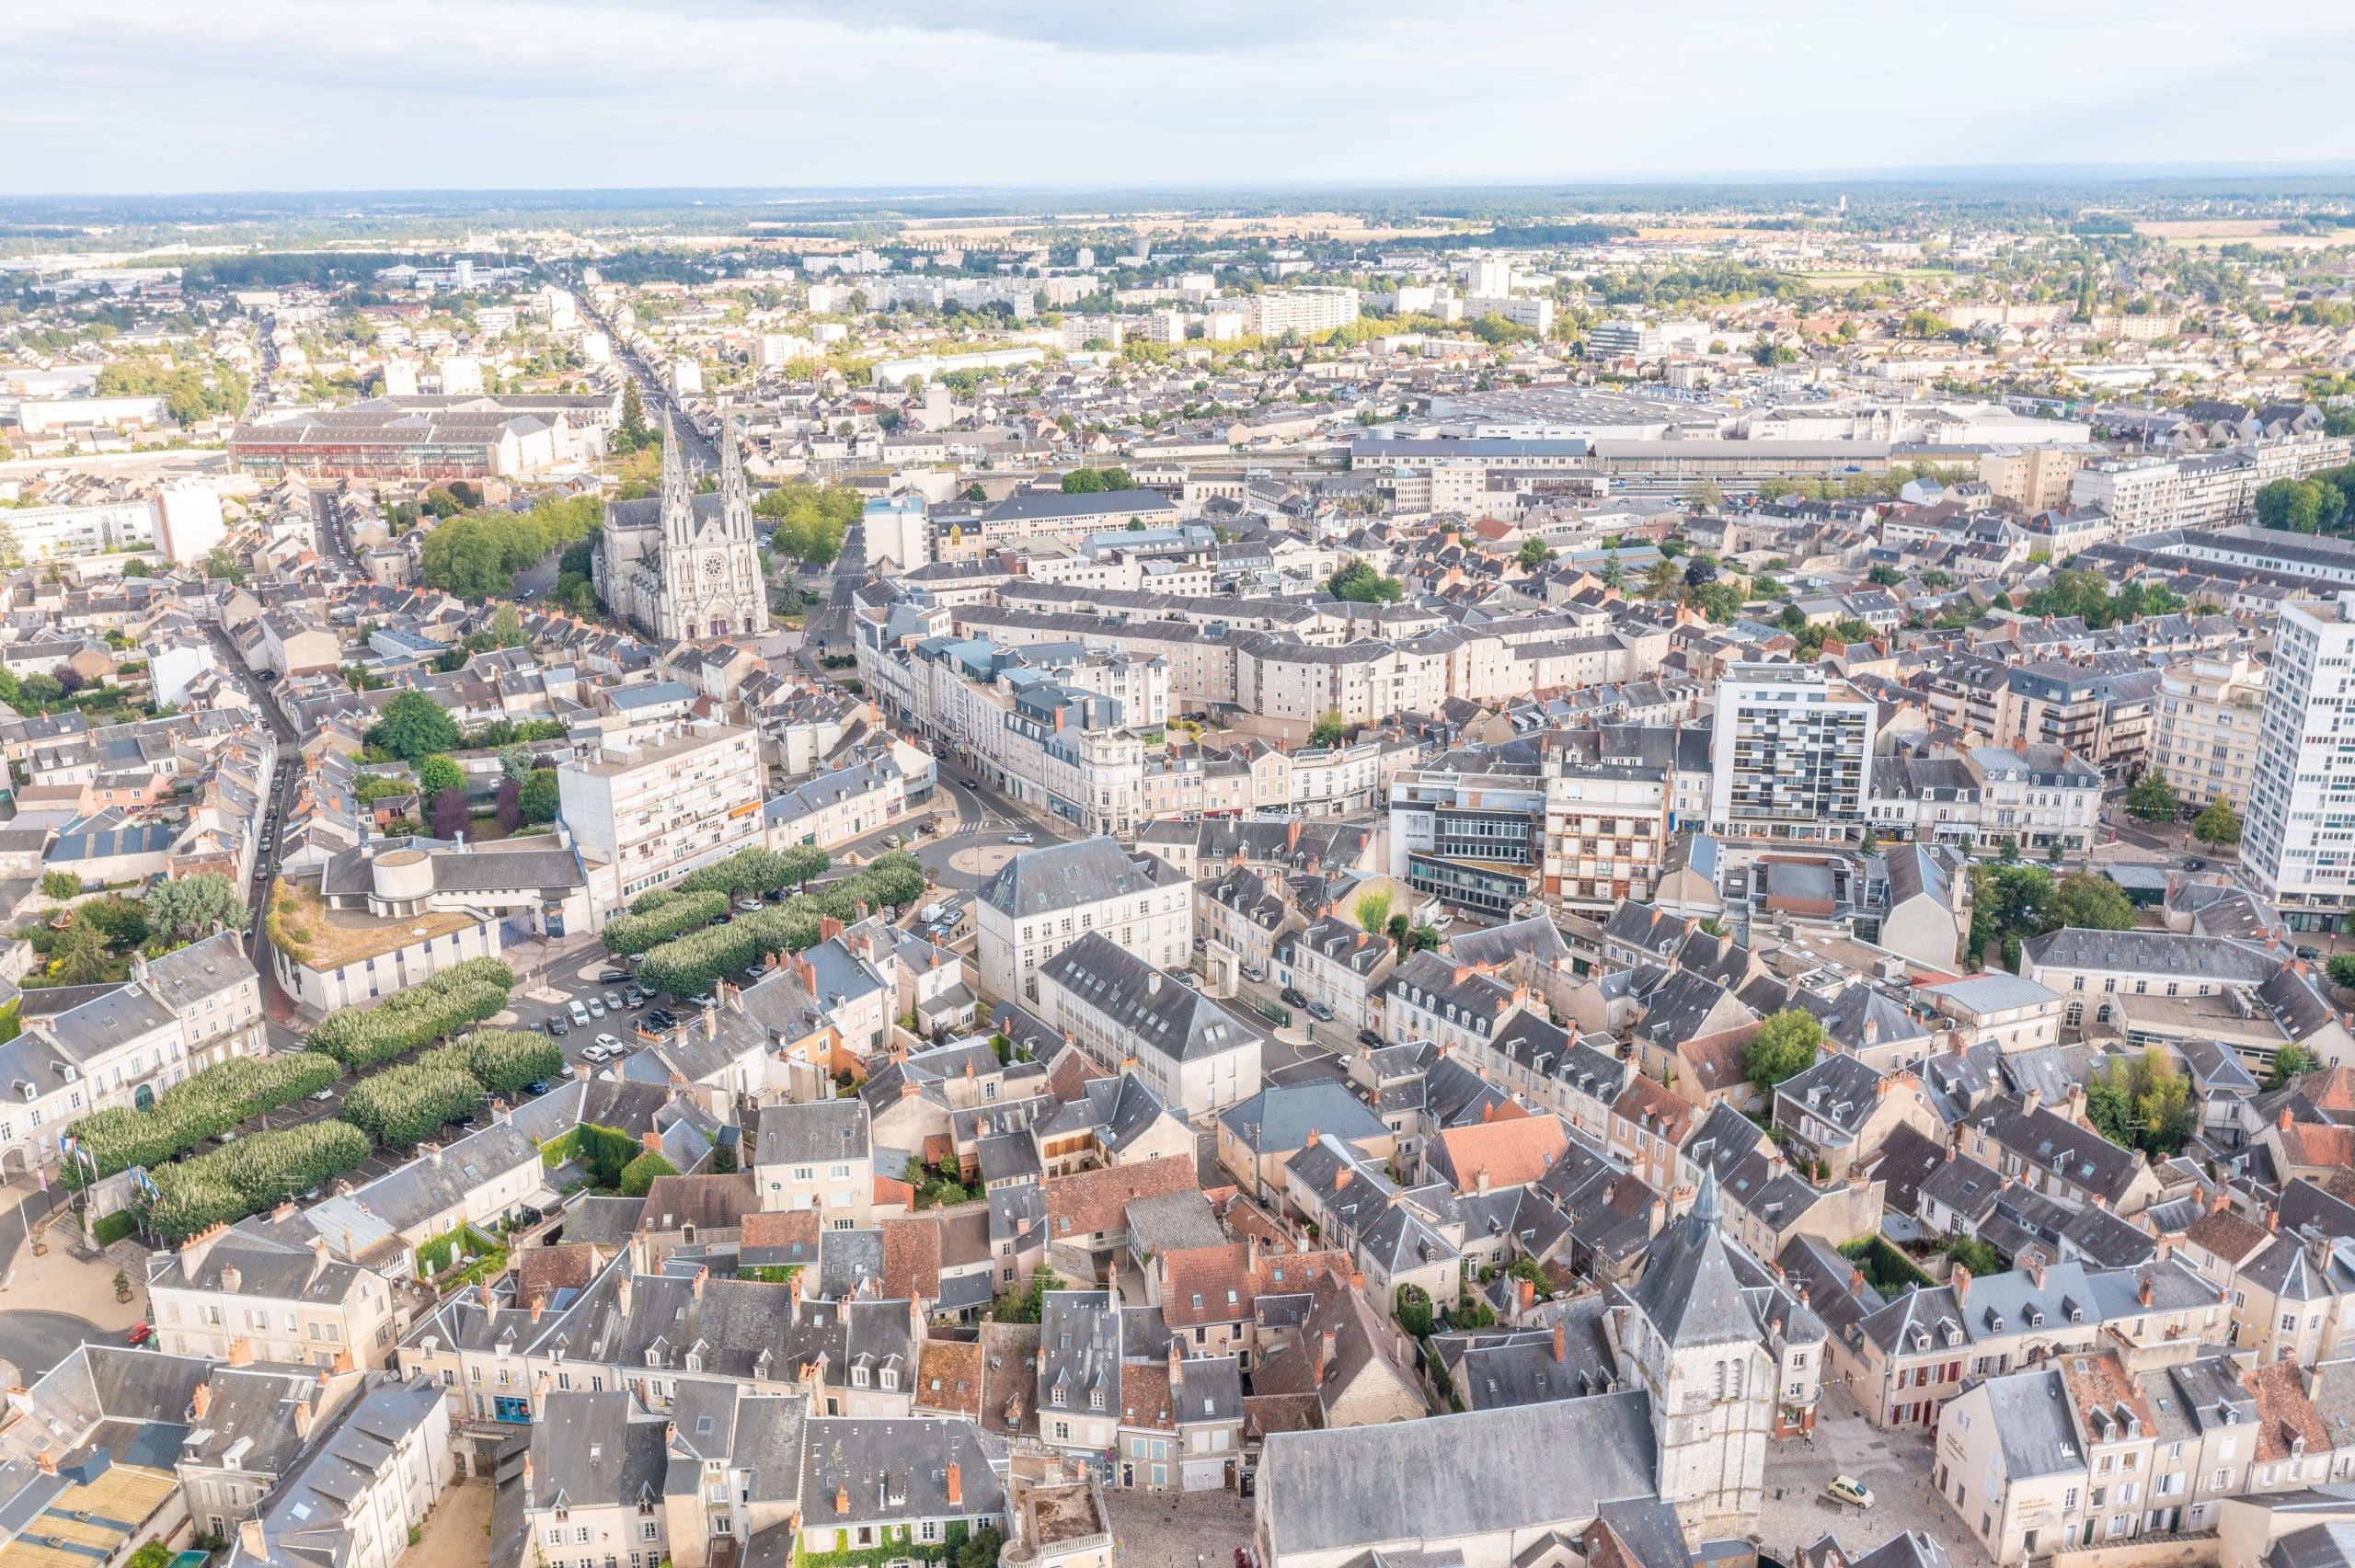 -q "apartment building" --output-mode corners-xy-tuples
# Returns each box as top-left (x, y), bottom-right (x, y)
(1231, 633), (1450, 736)
(1247, 287), (1360, 338)
(1867, 742), (2103, 856)
(1033, 932), (1265, 1120)
(886, 635), (1149, 837)
(1708, 665), (1876, 841)
(146, 1219), (403, 1369)
(2070, 458), (2185, 537)
(557, 721), (765, 918)
(1277, 916), (1396, 1036)
(752, 1099), (876, 1229)
(0, 967), (198, 1178)
(2246, 596), (2355, 933)
(975, 835), (1193, 1004)
(1935, 1349), (2284, 1562)
(2151, 654), (2267, 812)
(1541, 726), (1698, 912)
(1387, 764), (1545, 920)
(1981, 445), (2093, 513)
